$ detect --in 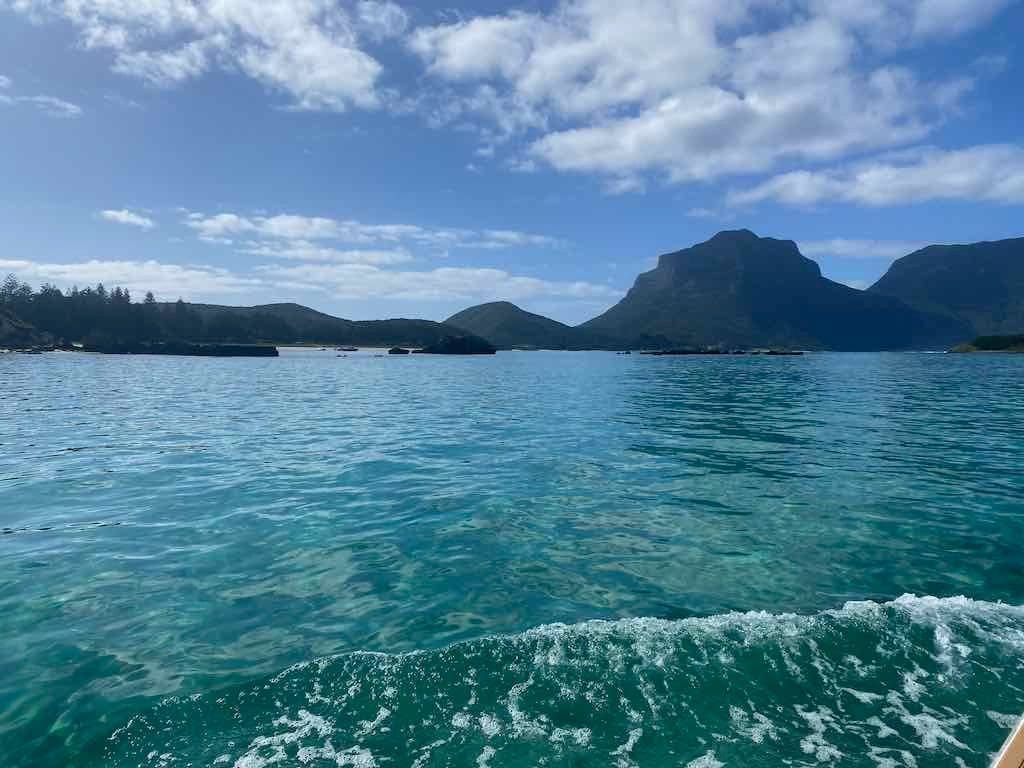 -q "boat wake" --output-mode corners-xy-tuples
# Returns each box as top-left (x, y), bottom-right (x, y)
(107, 596), (1024, 767)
